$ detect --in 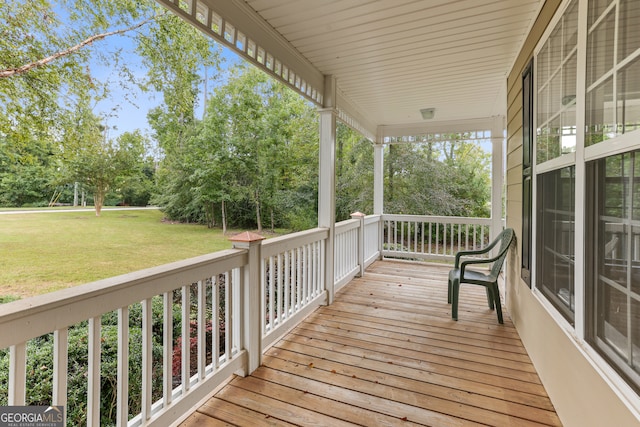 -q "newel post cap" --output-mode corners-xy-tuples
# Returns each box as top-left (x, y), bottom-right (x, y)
(229, 231), (265, 248)
(350, 211), (365, 218)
